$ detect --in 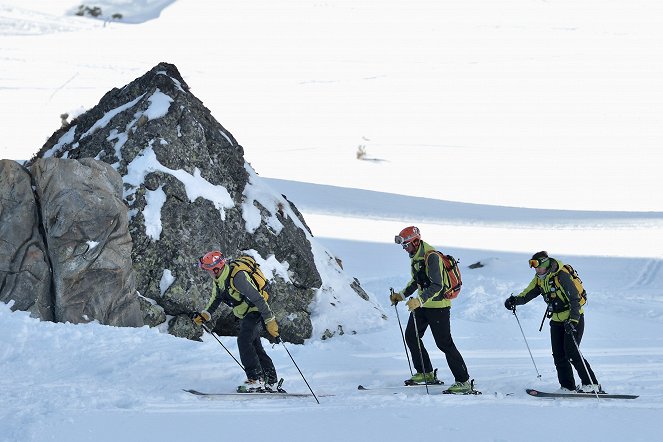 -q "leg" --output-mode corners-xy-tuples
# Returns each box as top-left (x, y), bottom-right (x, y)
(550, 321), (576, 390)
(564, 315), (598, 385)
(426, 308), (469, 383)
(237, 312), (264, 380)
(404, 308), (432, 373)
(254, 324), (278, 384)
